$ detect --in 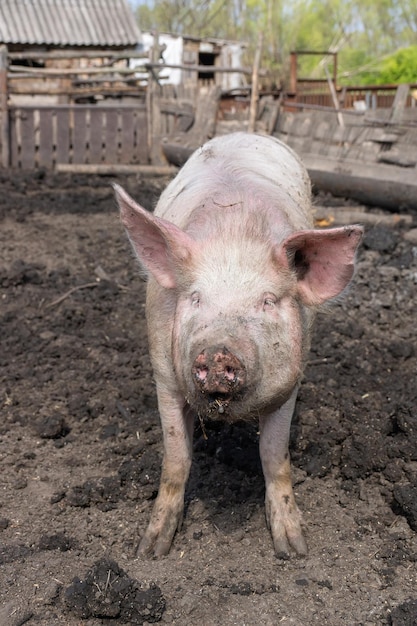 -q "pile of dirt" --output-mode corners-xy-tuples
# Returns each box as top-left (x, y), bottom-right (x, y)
(0, 170), (416, 625)
(64, 557), (165, 623)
